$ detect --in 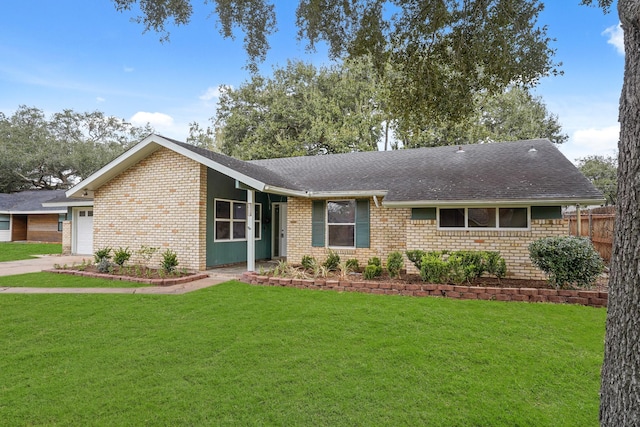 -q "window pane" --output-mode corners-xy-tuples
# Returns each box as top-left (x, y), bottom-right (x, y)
(233, 221), (246, 239)
(440, 209), (465, 227)
(216, 200), (230, 219)
(88, 211), (93, 217)
(254, 221), (261, 239)
(327, 200), (355, 223)
(234, 203), (246, 220)
(79, 211), (85, 217)
(216, 221), (230, 240)
(255, 204), (261, 221)
(0, 221), (9, 231)
(468, 208), (496, 228)
(500, 208), (528, 228)
(328, 224), (355, 247)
